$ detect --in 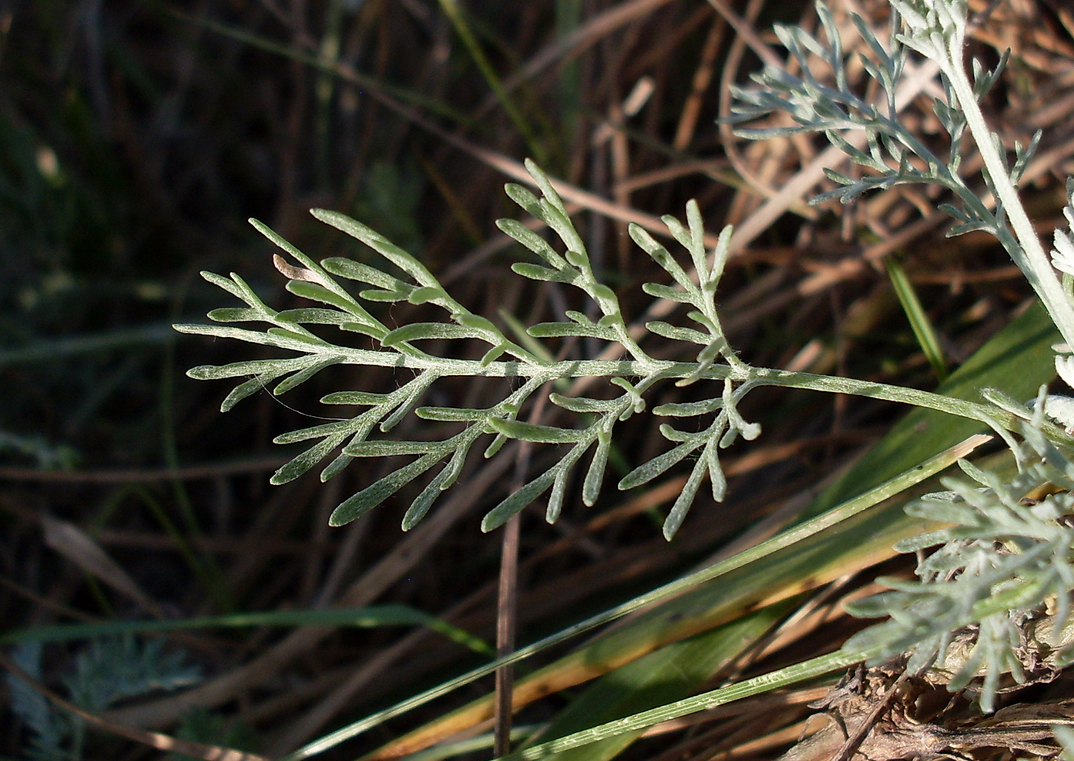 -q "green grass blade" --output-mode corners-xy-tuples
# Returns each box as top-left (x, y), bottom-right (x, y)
(885, 254), (948, 382)
(1, 606), (493, 656)
(436, 0), (549, 164)
(504, 646), (880, 761)
(527, 601), (796, 761)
